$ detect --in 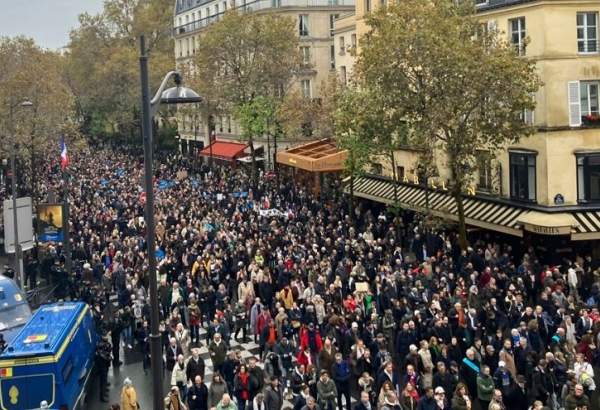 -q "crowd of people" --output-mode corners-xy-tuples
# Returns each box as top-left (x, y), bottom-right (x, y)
(2, 143), (600, 410)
